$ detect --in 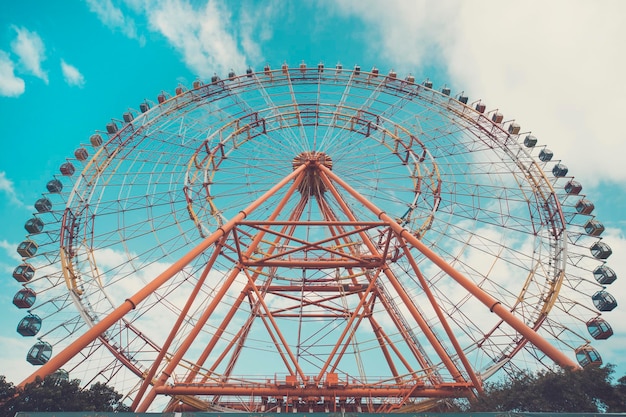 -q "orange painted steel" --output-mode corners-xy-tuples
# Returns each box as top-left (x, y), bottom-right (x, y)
(137, 156), (567, 411)
(313, 196), (425, 383)
(18, 163), (308, 391)
(130, 234), (229, 410)
(395, 230), (482, 394)
(317, 161), (580, 371)
(135, 167), (307, 411)
(155, 383), (475, 399)
(306, 178), (423, 384)
(317, 167), (466, 383)
(20, 156), (581, 412)
(308, 195), (421, 384)
(187, 195), (313, 396)
(144, 158), (474, 410)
